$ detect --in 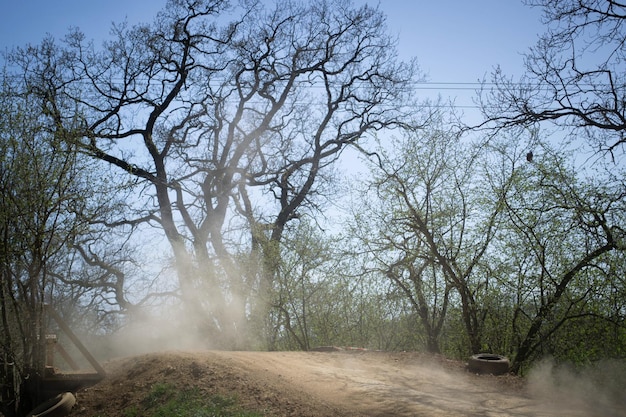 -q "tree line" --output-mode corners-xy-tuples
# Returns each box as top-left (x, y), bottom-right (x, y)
(1, 0), (625, 415)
